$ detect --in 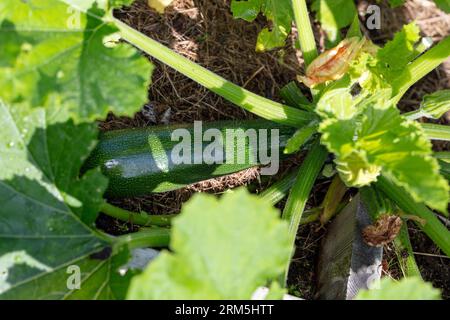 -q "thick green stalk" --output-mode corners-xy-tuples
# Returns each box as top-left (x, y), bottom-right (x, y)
(320, 175), (348, 225)
(394, 224), (422, 278)
(114, 228), (170, 250)
(435, 151), (450, 162)
(392, 36), (450, 102)
(260, 176), (320, 223)
(101, 202), (175, 227)
(280, 142), (328, 283)
(279, 82), (314, 111)
(404, 109), (427, 120)
(260, 171), (321, 224)
(300, 208), (322, 225)
(291, 0), (322, 98)
(376, 176), (450, 257)
(114, 18), (314, 127)
(260, 171), (298, 205)
(438, 159), (450, 181)
(292, 0), (318, 66)
(421, 123), (450, 141)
